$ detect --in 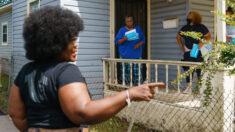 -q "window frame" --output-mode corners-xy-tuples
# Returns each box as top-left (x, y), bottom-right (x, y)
(27, 0), (40, 16)
(2, 22), (8, 45)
